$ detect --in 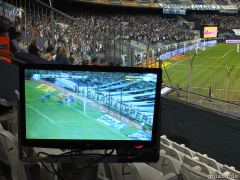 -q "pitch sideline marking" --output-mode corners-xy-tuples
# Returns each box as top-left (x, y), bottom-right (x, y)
(26, 104), (55, 123)
(222, 49), (233, 58)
